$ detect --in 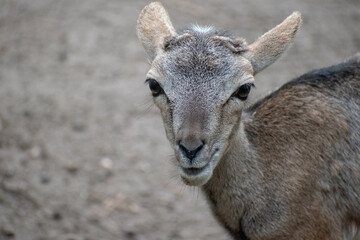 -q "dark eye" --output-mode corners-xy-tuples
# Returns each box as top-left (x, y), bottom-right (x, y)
(232, 83), (254, 101)
(146, 78), (163, 97)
